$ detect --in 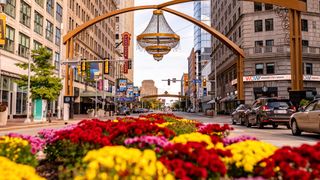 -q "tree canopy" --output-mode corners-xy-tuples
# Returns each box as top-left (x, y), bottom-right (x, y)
(15, 47), (63, 101)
